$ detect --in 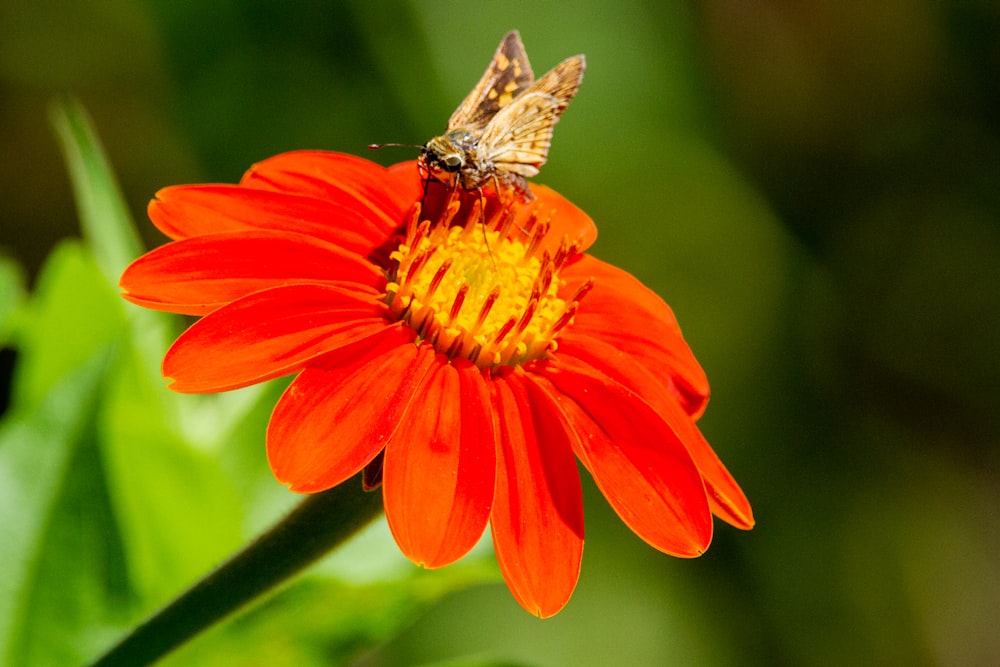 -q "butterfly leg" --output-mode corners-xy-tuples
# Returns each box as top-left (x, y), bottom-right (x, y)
(476, 185), (498, 270)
